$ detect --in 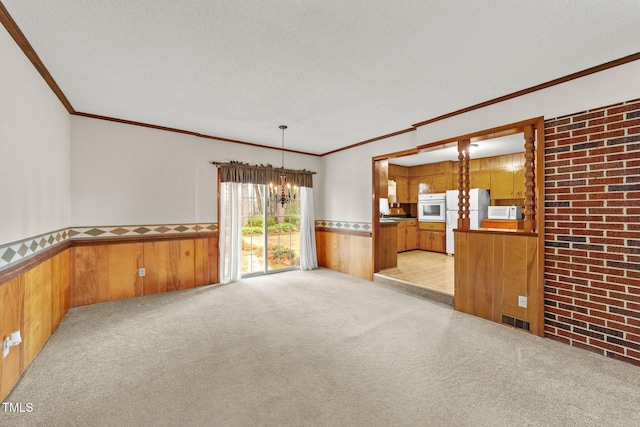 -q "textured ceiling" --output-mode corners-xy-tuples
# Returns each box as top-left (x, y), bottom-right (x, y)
(3, 1), (640, 154)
